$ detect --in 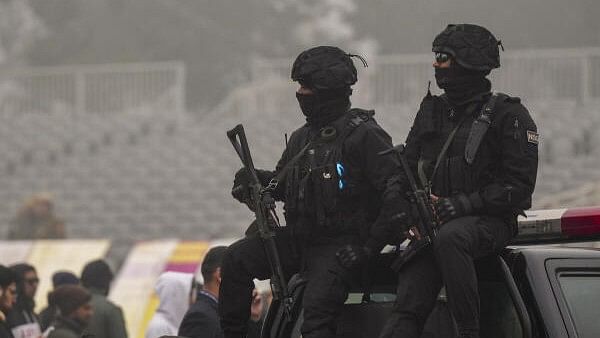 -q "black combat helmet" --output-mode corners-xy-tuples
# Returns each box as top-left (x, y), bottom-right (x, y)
(291, 46), (360, 91)
(433, 24), (502, 72)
